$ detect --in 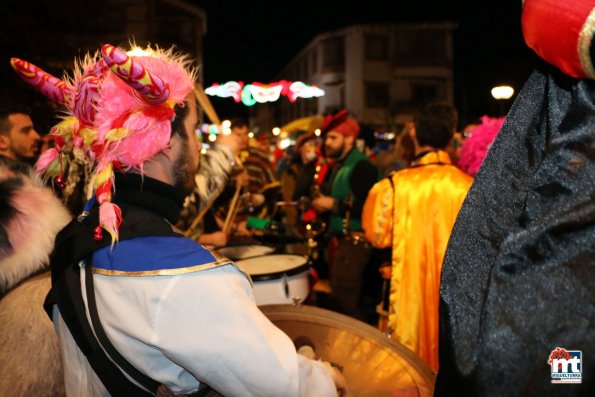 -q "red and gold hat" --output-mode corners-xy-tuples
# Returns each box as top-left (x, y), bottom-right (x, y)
(320, 109), (360, 138)
(522, 0), (595, 79)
